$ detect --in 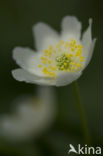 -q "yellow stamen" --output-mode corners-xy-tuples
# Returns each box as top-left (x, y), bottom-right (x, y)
(38, 64), (42, 68)
(38, 38), (84, 77)
(76, 63), (82, 68)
